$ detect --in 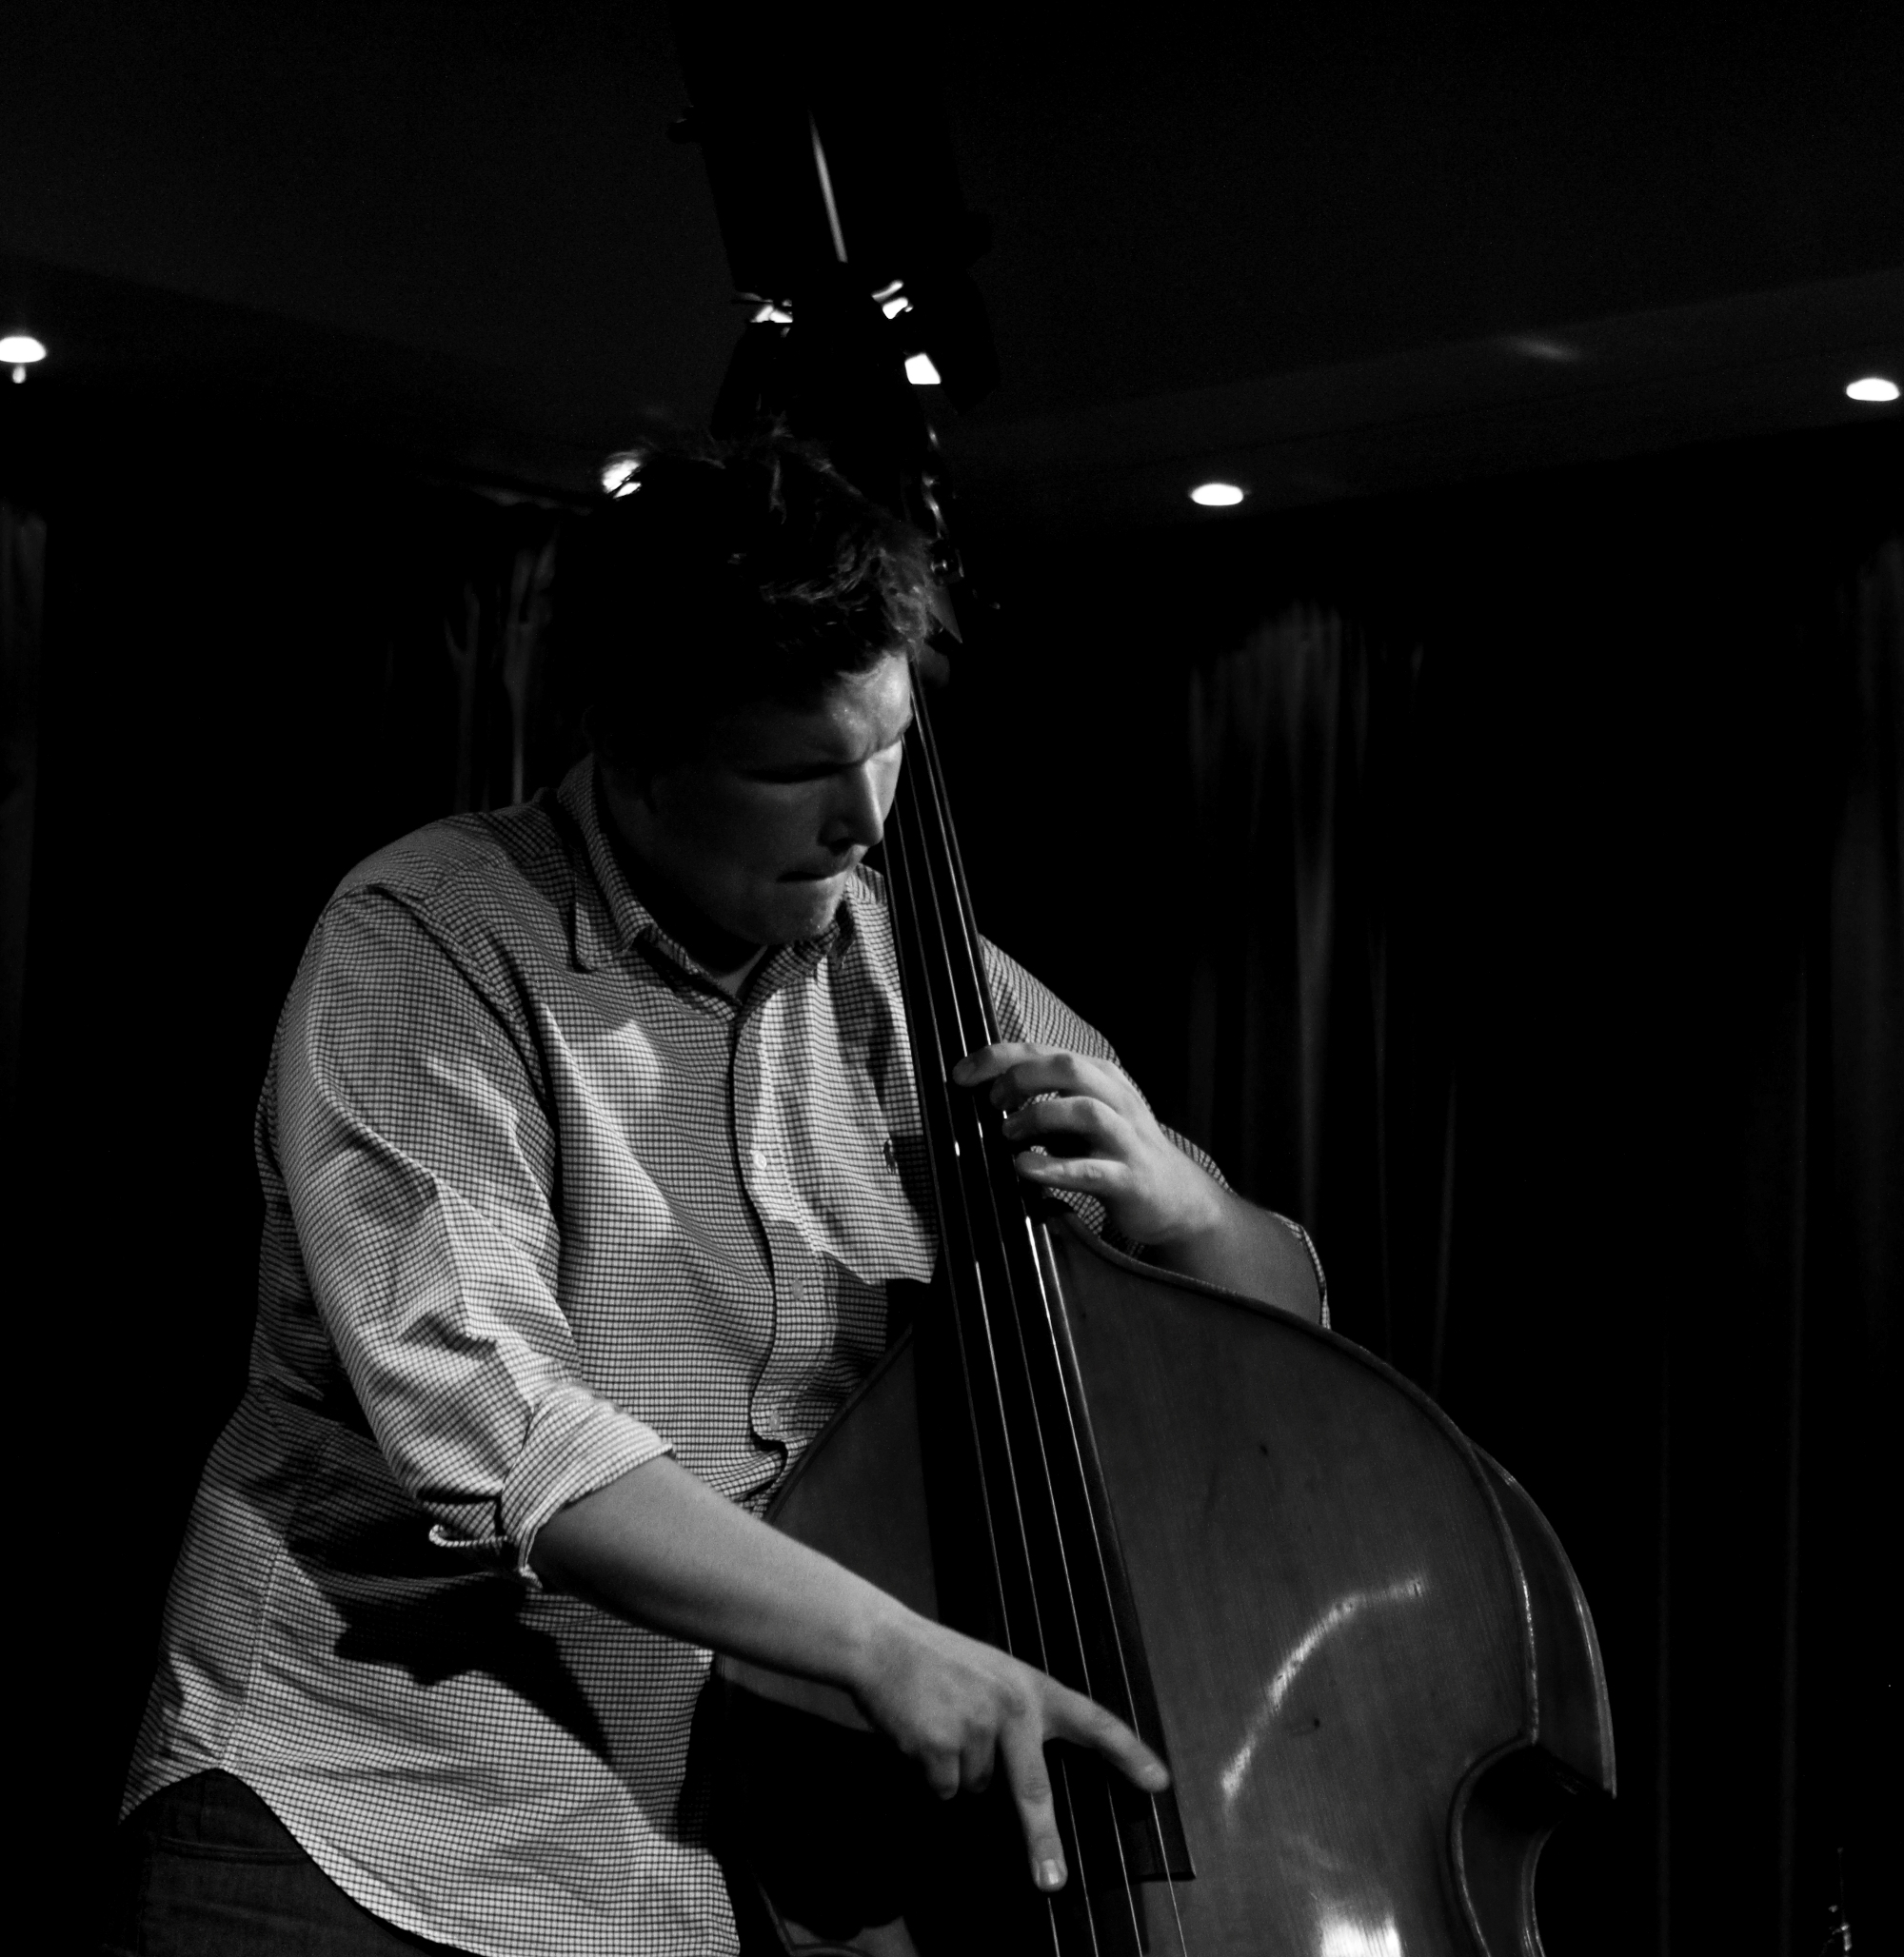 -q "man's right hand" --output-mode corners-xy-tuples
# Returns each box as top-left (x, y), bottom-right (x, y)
(532, 1453), (1168, 1892)
(850, 1603), (1171, 1892)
